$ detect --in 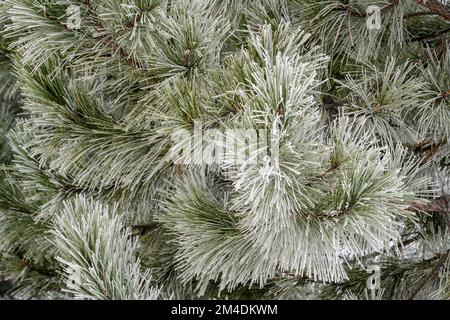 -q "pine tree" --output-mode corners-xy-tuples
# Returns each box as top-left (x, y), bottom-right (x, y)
(0, 0), (449, 300)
